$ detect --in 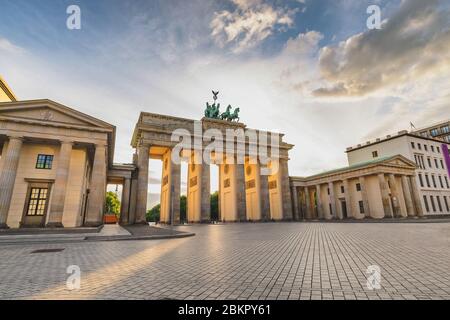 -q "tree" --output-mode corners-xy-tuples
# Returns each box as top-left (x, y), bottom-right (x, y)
(210, 191), (219, 221)
(146, 204), (160, 222)
(180, 195), (187, 223)
(105, 191), (120, 216)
